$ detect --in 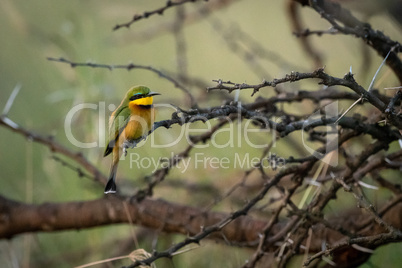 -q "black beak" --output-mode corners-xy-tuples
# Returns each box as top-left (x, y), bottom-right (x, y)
(148, 91), (161, 97)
